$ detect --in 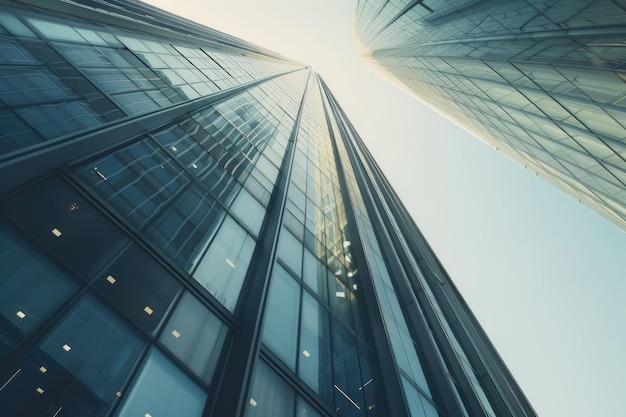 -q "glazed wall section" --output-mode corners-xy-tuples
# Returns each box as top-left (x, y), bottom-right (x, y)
(355, 0), (626, 230)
